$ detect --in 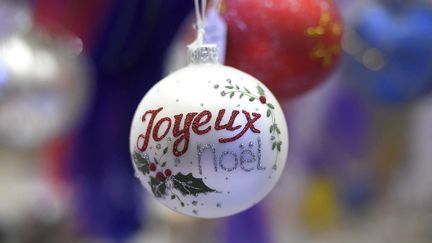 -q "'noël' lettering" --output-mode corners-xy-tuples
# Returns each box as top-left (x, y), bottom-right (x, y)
(196, 137), (265, 174)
